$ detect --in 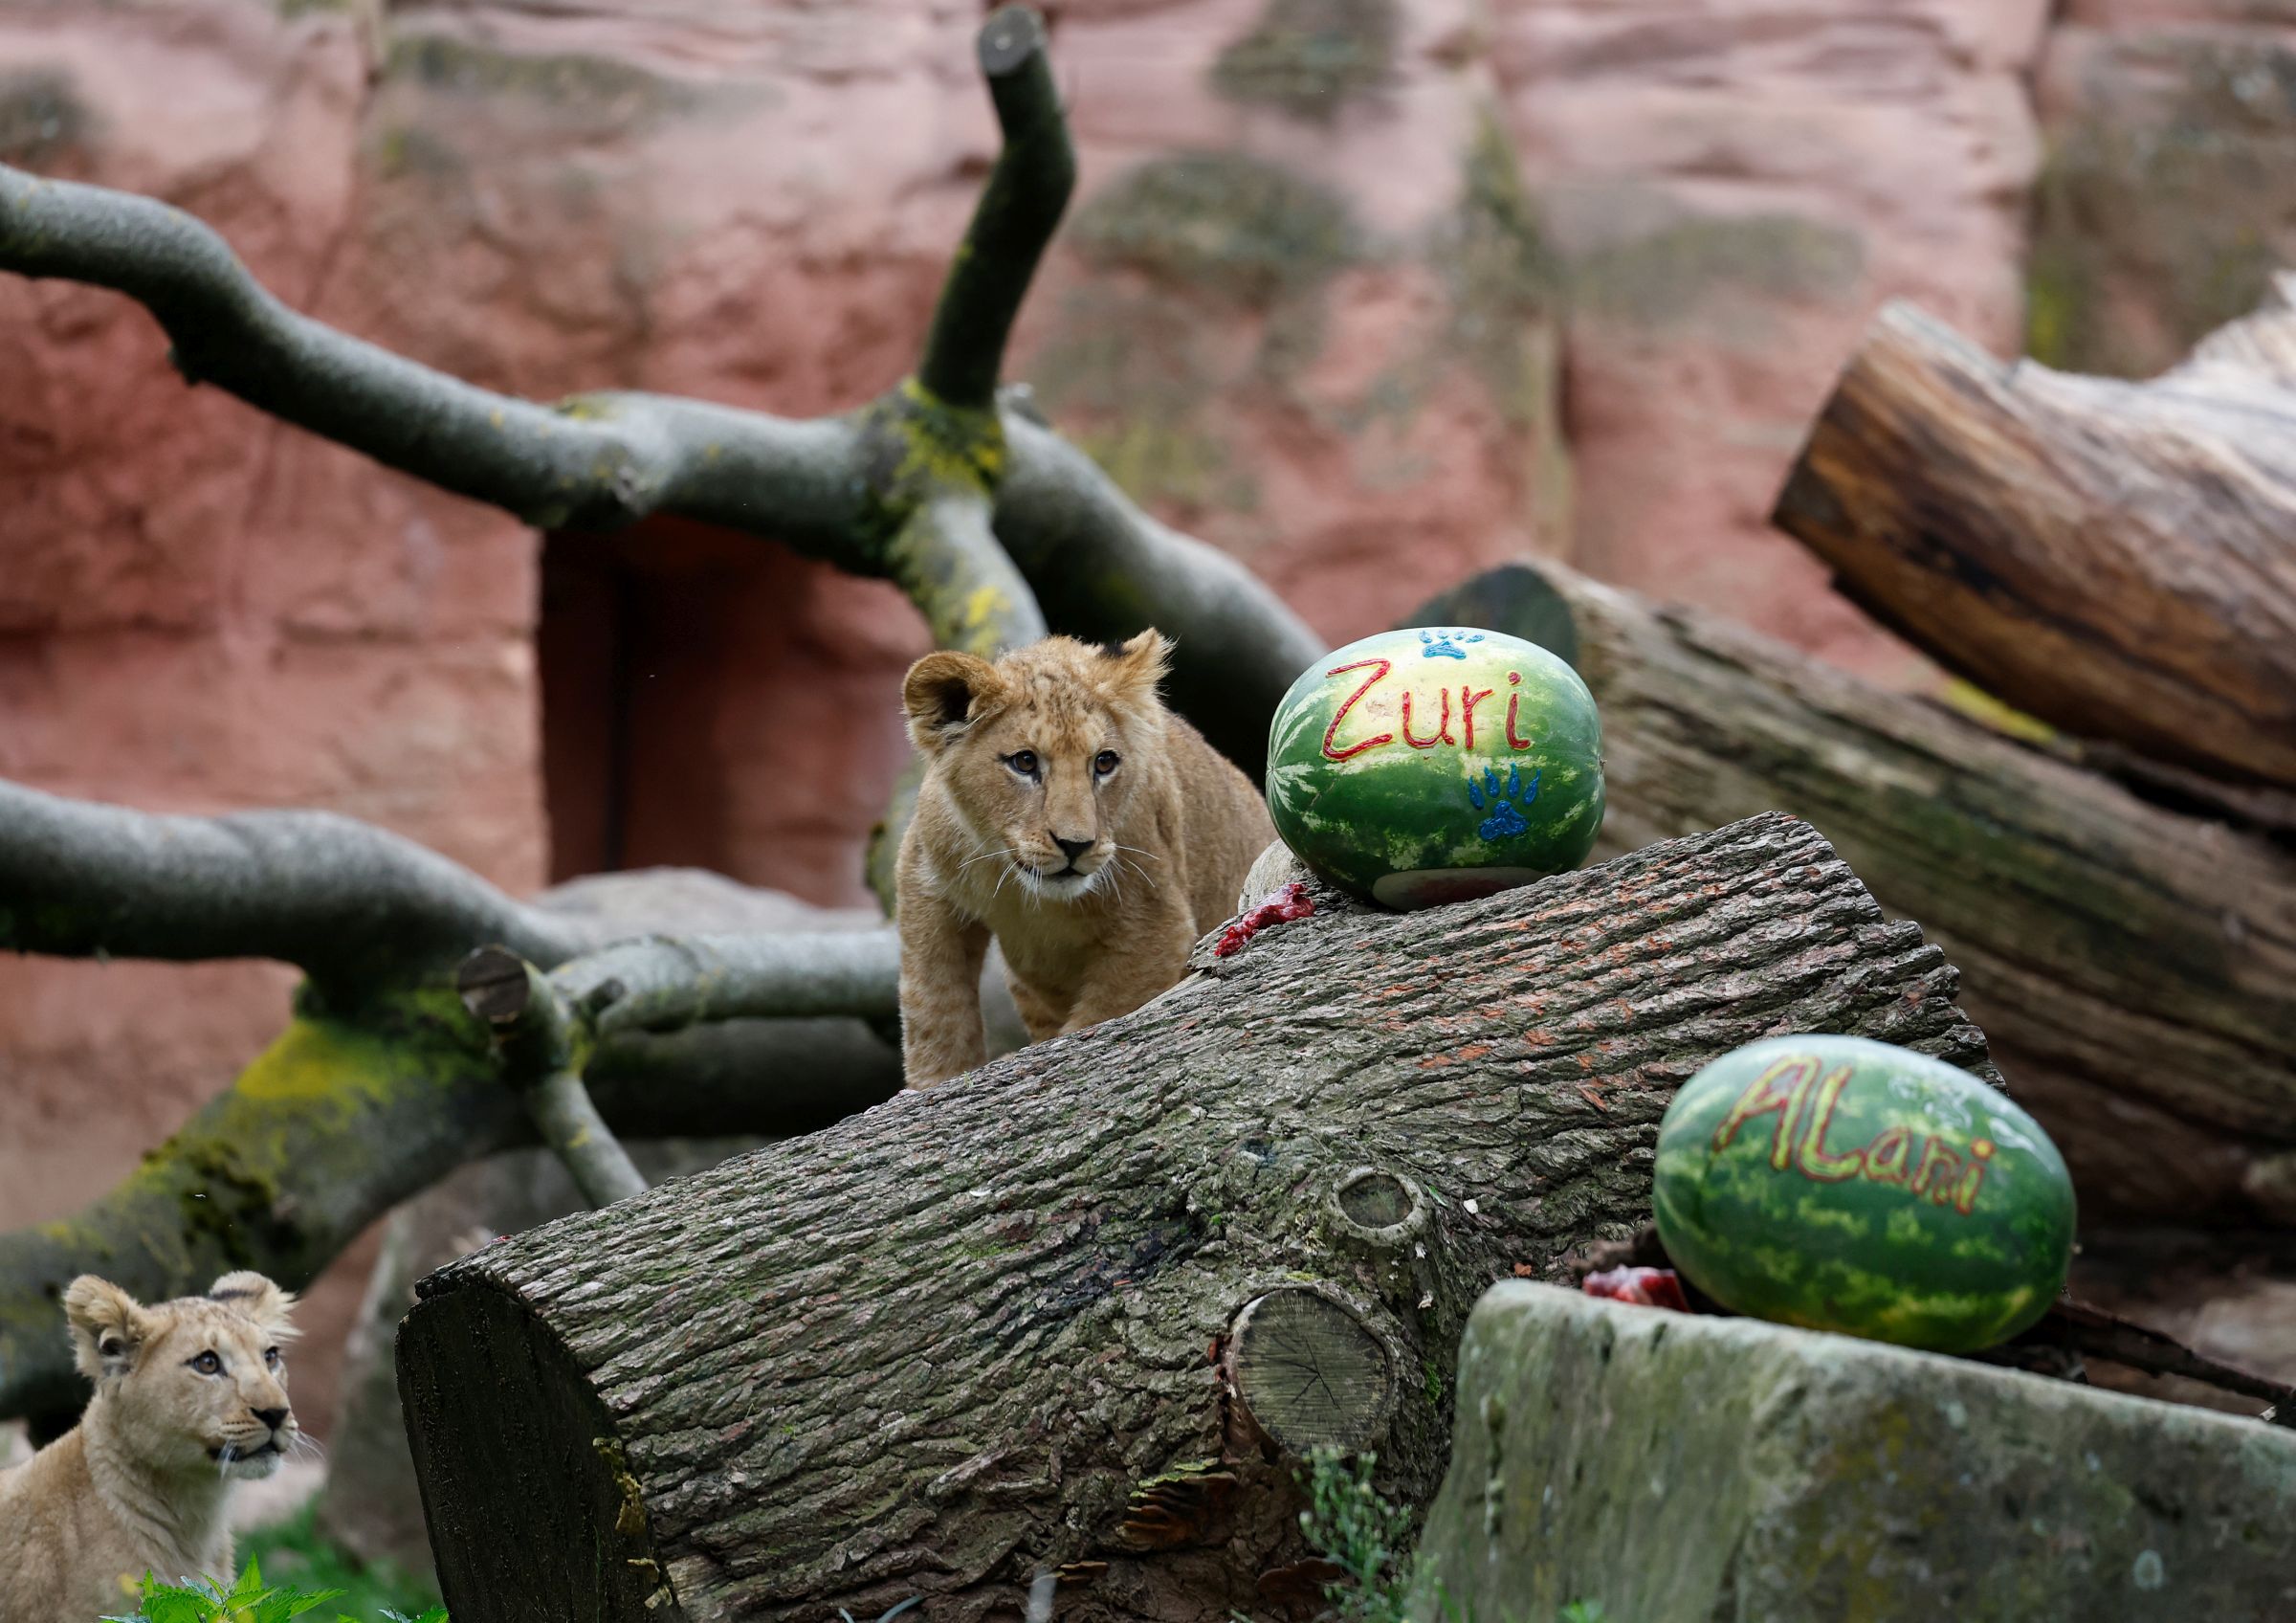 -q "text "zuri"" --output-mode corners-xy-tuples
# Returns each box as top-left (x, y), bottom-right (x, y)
(1321, 658), (1540, 763)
